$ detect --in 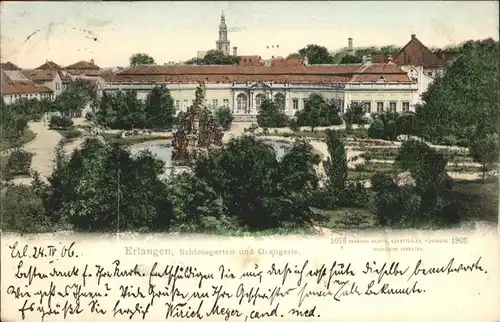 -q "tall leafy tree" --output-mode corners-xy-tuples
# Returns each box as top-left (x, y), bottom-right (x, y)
(129, 53), (156, 66)
(296, 93), (343, 129)
(214, 106), (234, 131)
(44, 138), (172, 231)
(257, 99), (289, 128)
(323, 130), (348, 189)
(298, 44), (334, 64)
(144, 86), (176, 129)
(469, 133), (500, 181)
(340, 55), (362, 64)
(54, 79), (94, 115)
(194, 135), (281, 229)
(0, 98), (28, 144)
(415, 39), (499, 143)
(185, 50), (239, 65)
